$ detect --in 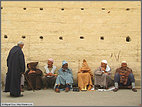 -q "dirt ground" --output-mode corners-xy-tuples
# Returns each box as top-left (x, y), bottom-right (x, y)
(1, 88), (141, 106)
